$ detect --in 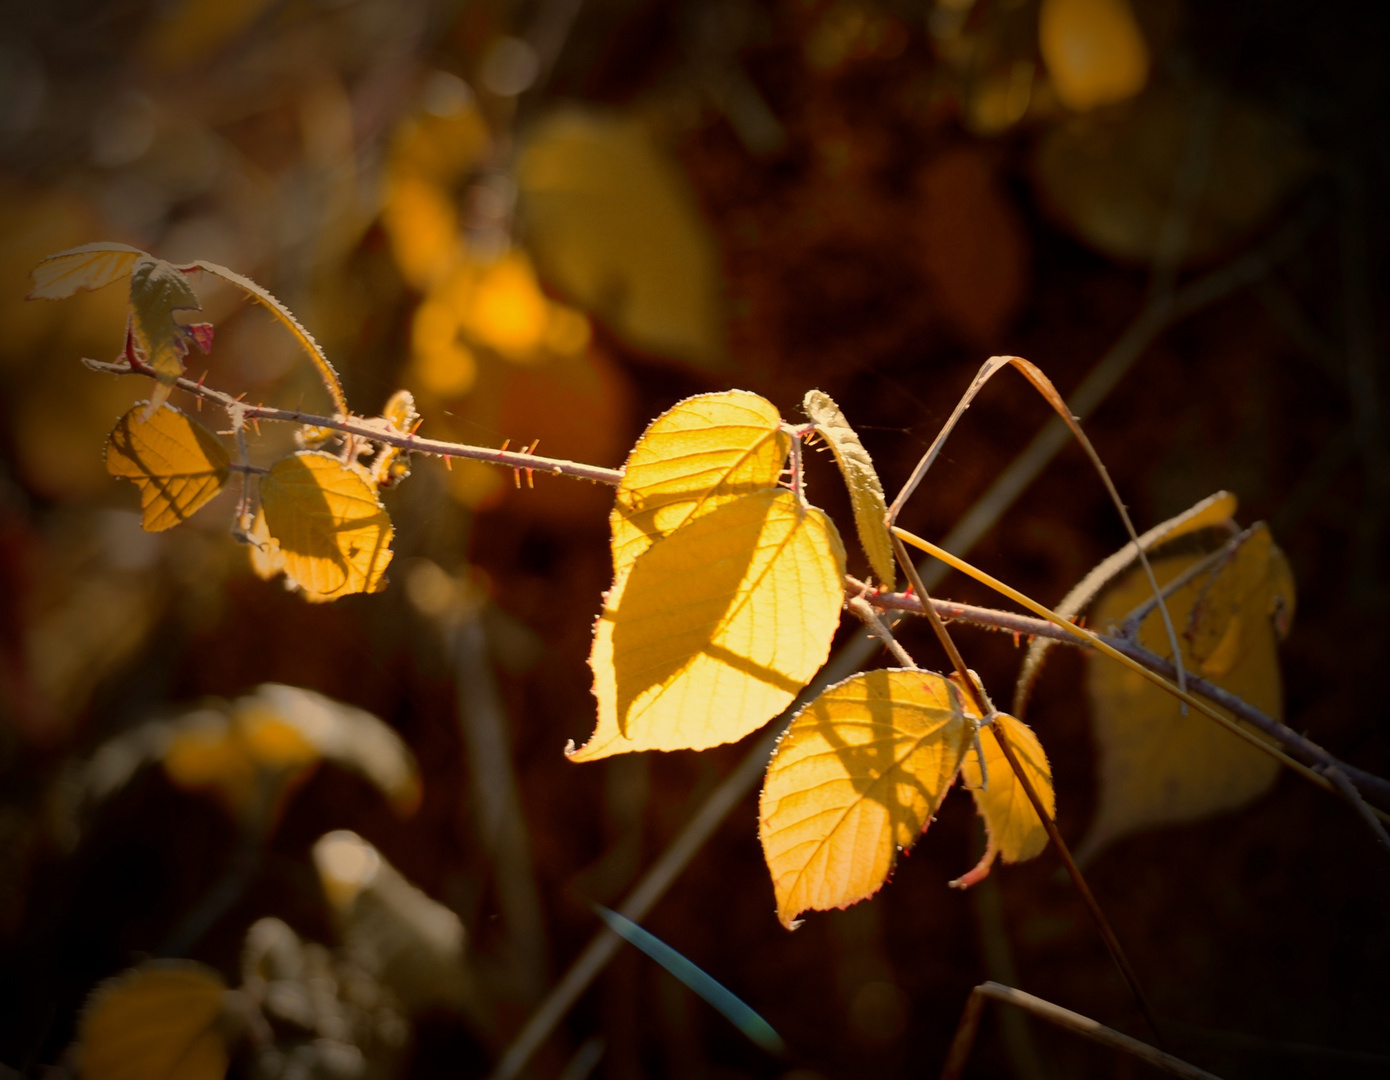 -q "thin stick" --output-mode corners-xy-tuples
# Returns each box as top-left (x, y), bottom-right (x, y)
(1321, 766), (1390, 852)
(891, 528), (1388, 820)
(855, 580), (1390, 812)
(940, 983), (1224, 1080)
(84, 358), (625, 487)
(845, 595), (917, 669)
(888, 535), (1165, 1045)
(488, 221), (1321, 1079)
